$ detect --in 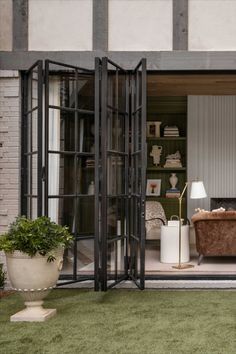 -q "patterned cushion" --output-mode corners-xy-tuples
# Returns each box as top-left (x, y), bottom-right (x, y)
(145, 201), (167, 233)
